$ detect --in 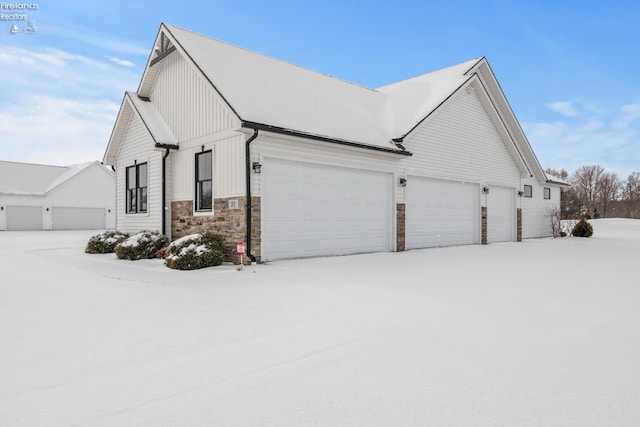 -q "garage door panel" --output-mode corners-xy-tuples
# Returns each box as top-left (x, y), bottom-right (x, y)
(262, 158), (391, 260)
(52, 207), (105, 230)
(488, 186), (515, 243)
(406, 177), (479, 249)
(7, 206), (42, 231)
